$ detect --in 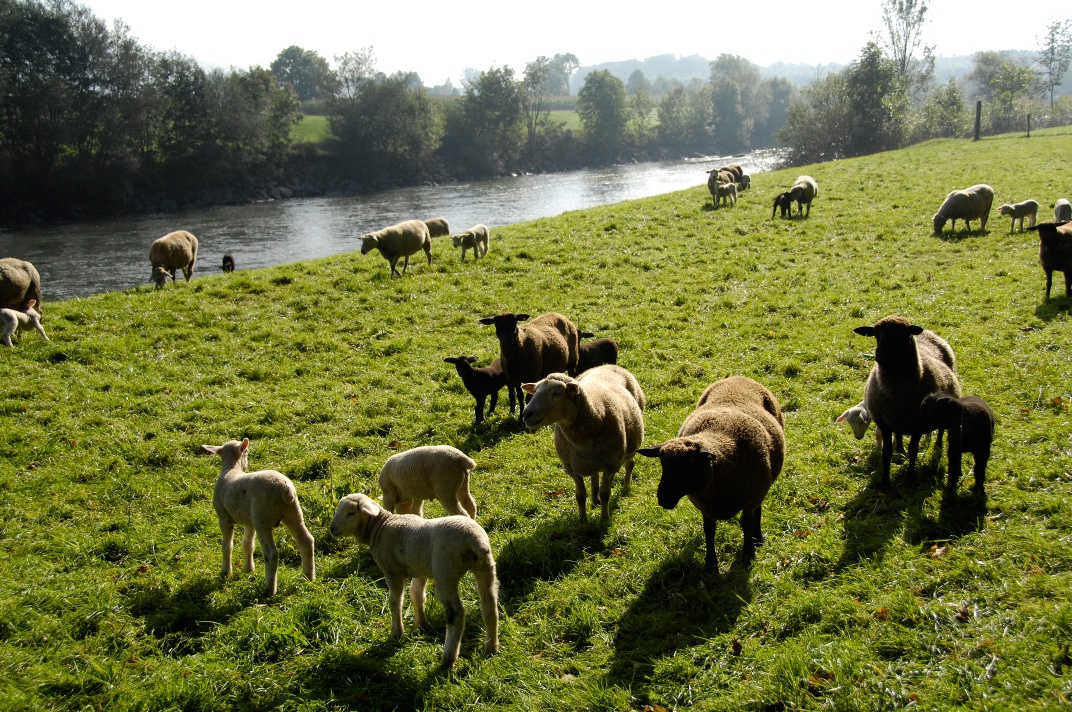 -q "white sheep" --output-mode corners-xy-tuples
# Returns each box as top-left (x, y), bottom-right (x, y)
(378, 445), (478, 518)
(149, 230), (199, 288)
(836, 400), (871, 440)
(521, 365), (646, 522)
(0, 257), (43, 312)
(932, 184), (994, 235)
(1055, 199), (1072, 222)
(997, 199), (1039, 233)
(1, 299), (48, 347)
(716, 182), (737, 207)
(451, 224), (490, 261)
(359, 219), (432, 277)
(789, 175), (818, 217)
(422, 217), (451, 238)
(329, 493), (499, 669)
(201, 438), (315, 595)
